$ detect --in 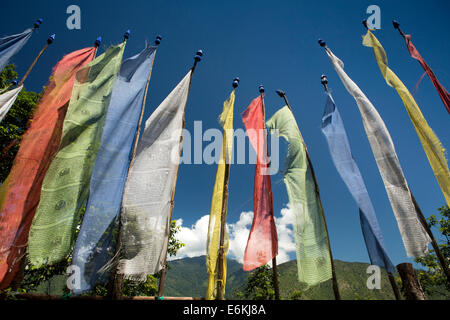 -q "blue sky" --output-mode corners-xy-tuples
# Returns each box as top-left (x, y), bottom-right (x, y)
(1, 0), (449, 267)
